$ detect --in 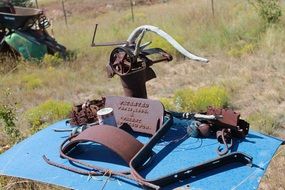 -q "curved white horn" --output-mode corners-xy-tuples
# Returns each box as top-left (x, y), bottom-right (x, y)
(127, 25), (209, 63)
